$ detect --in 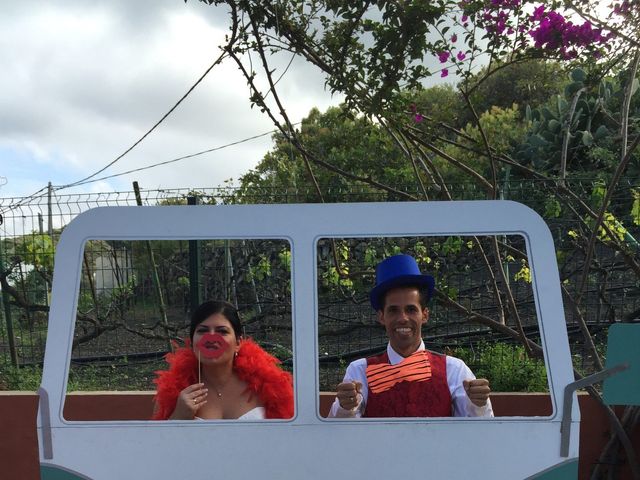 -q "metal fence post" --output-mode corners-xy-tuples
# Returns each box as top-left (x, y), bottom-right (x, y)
(47, 182), (53, 238)
(0, 240), (19, 367)
(133, 182), (172, 352)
